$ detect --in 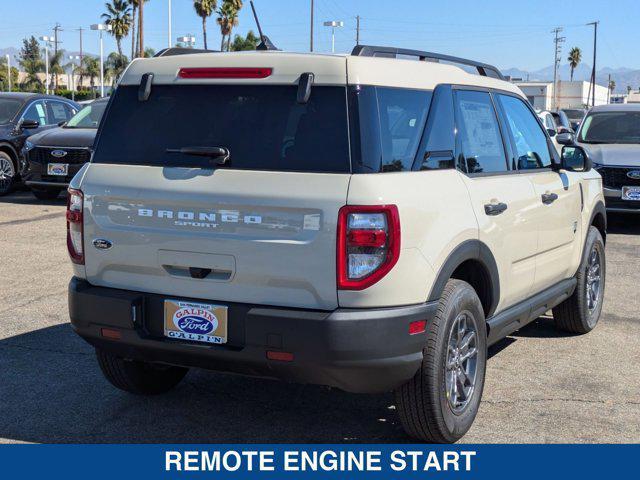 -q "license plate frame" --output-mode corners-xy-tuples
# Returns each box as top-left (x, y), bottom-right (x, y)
(622, 186), (640, 201)
(47, 163), (69, 176)
(163, 299), (228, 344)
